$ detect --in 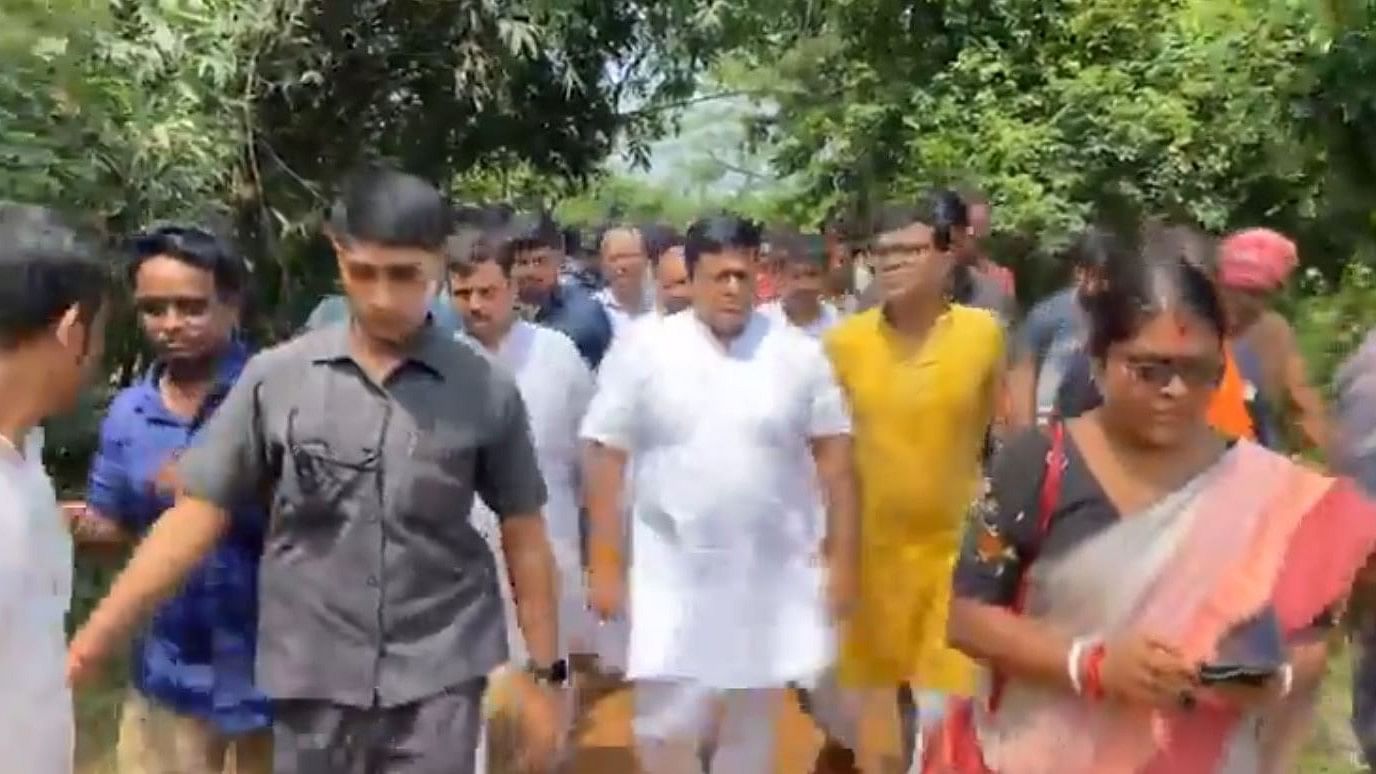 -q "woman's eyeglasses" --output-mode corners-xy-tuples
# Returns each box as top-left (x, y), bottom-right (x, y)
(1120, 356), (1223, 390)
